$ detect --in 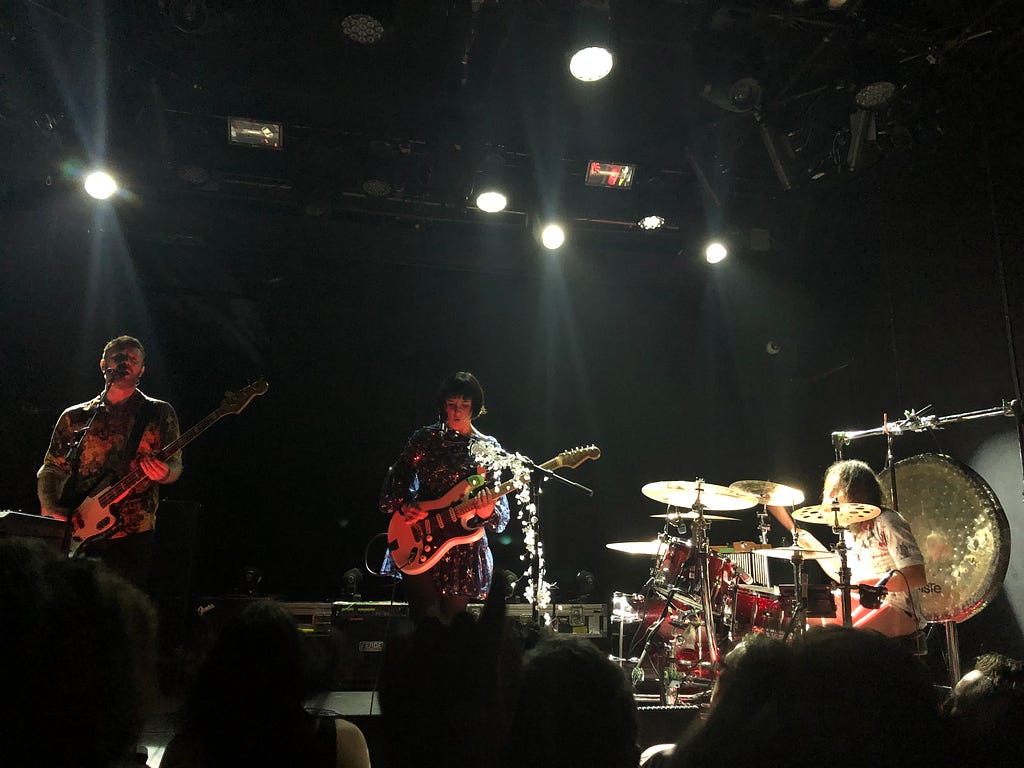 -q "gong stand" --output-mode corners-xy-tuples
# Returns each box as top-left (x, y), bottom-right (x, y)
(830, 401), (1021, 684)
